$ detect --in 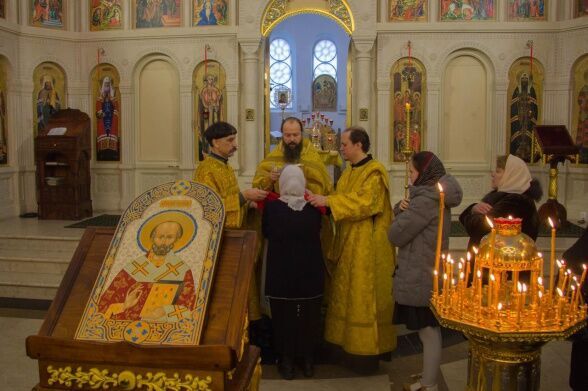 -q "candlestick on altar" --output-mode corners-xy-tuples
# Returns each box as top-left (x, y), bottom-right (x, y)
(548, 217), (556, 295)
